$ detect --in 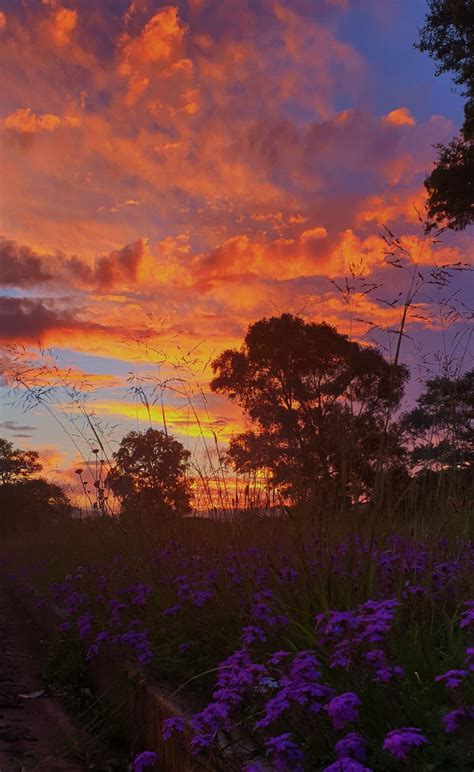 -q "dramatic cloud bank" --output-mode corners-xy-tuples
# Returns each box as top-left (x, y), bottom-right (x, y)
(0, 0), (471, 462)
